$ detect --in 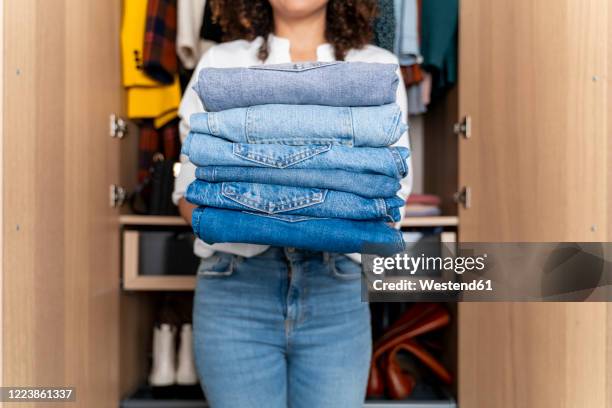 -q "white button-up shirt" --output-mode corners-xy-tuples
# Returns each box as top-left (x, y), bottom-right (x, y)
(173, 34), (412, 260)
